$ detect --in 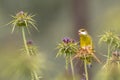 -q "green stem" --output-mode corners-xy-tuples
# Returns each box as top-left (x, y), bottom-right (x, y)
(22, 27), (30, 56)
(107, 44), (110, 60)
(22, 28), (39, 80)
(65, 57), (68, 70)
(31, 71), (39, 80)
(70, 55), (75, 80)
(84, 59), (88, 80)
(33, 71), (39, 80)
(31, 72), (34, 80)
